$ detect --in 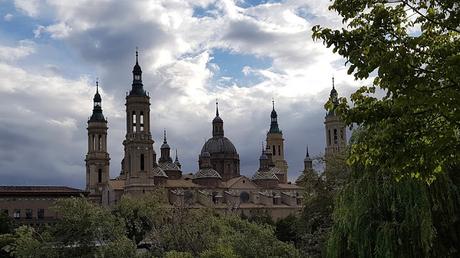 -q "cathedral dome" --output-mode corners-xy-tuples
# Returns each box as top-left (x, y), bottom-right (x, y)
(194, 168), (222, 179)
(201, 137), (237, 154)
